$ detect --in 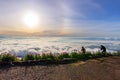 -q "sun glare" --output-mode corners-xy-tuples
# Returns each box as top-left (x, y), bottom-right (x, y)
(22, 11), (39, 28)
